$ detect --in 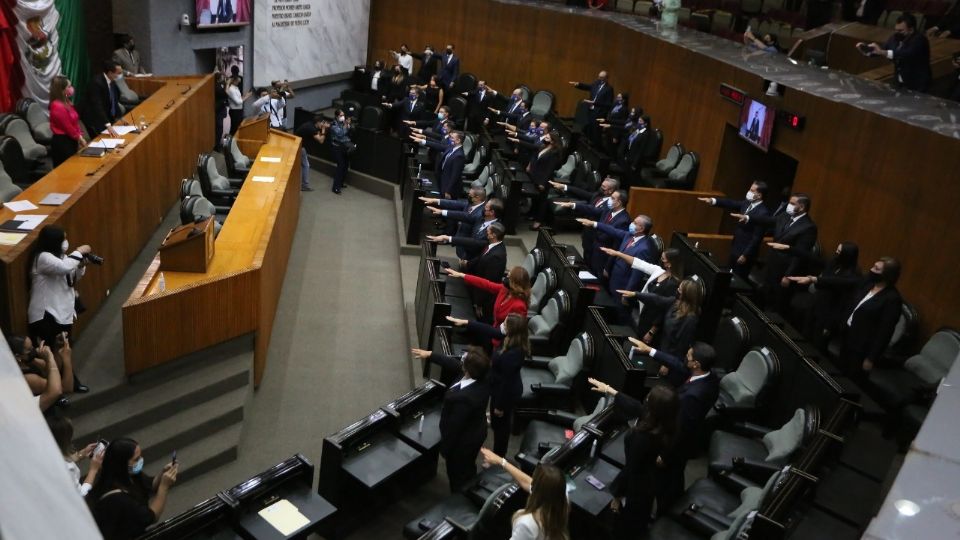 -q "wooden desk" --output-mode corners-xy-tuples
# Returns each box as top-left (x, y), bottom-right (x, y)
(121, 127), (301, 386)
(0, 74), (214, 335)
(626, 187), (724, 242)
